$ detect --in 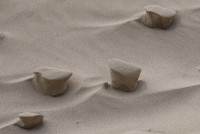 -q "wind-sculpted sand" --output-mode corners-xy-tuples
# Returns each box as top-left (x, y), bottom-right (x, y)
(1, 0), (200, 134)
